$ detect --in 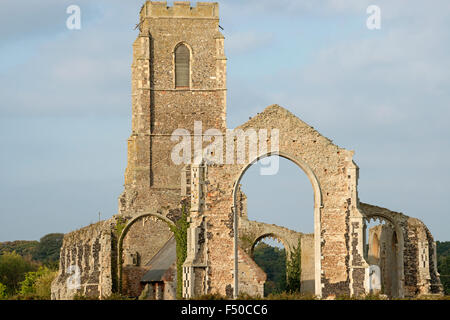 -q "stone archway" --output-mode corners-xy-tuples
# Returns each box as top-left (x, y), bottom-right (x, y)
(250, 233), (291, 260)
(232, 151), (323, 297)
(117, 212), (176, 296)
(364, 213), (405, 298)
